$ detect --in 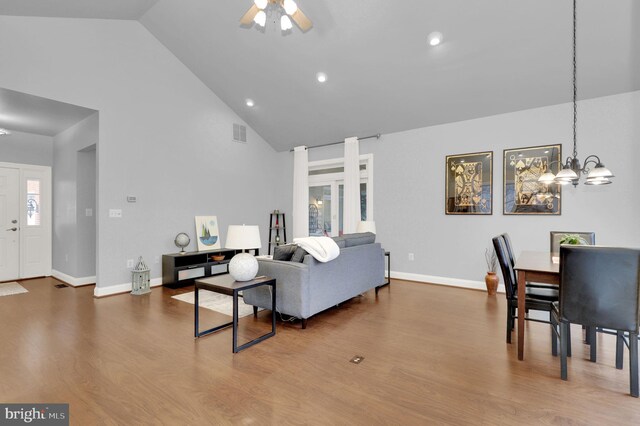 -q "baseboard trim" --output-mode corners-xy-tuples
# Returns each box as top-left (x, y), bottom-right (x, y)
(93, 278), (163, 298)
(390, 271), (505, 294)
(52, 270), (96, 287)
